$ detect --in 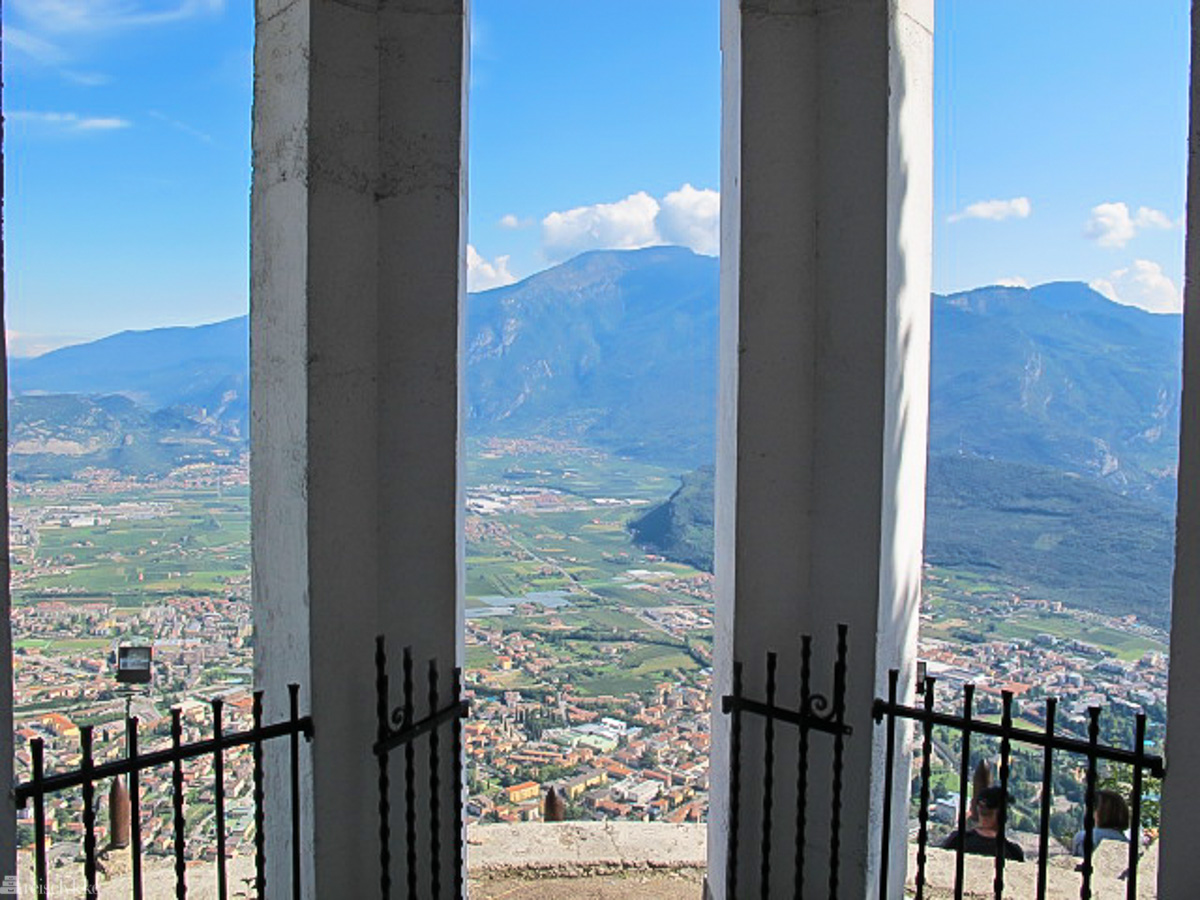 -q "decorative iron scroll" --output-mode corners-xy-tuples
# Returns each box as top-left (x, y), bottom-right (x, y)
(374, 636), (469, 900)
(720, 623), (852, 899)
